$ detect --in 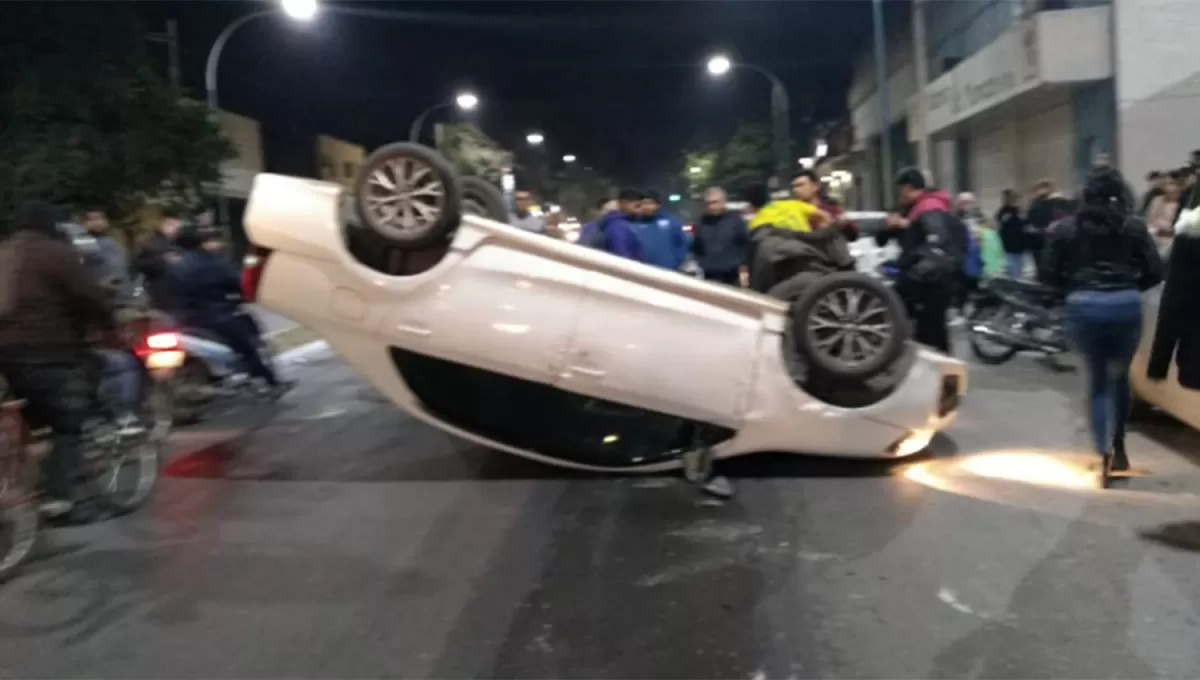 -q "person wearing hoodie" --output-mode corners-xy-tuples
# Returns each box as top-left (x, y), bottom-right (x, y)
(691, 187), (749, 285)
(168, 224), (287, 396)
(877, 167), (966, 353)
(0, 201), (118, 517)
(1041, 167), (1163, 482)
(577, 189), (642, 260)
(631, 190), (689, 270)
